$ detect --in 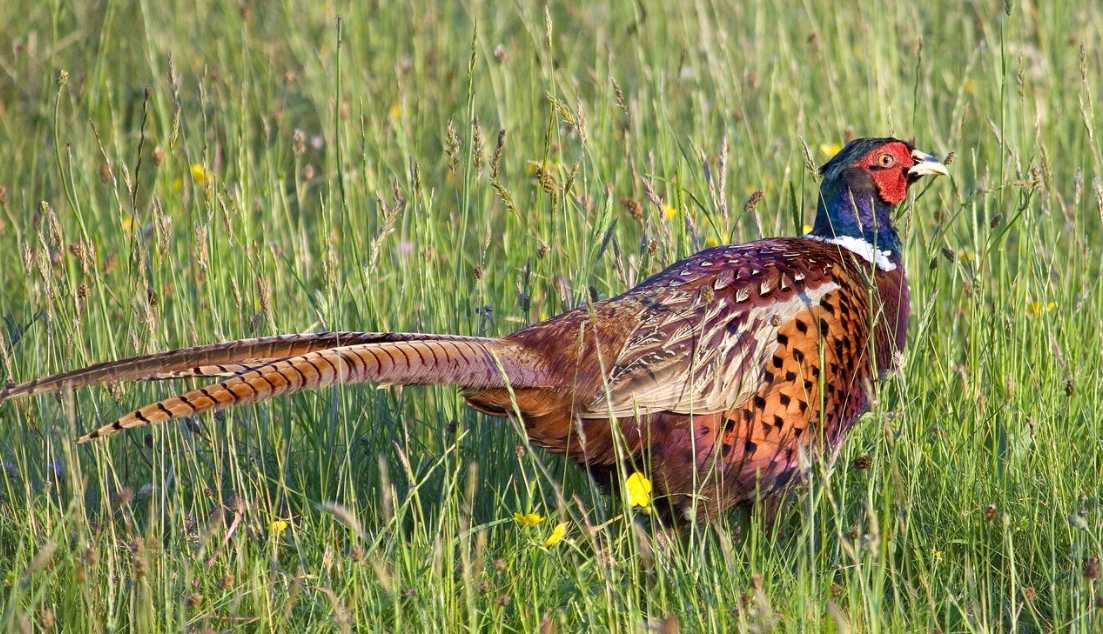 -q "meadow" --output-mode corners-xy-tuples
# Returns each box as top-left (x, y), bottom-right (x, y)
(1, 0), (1101, 631)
